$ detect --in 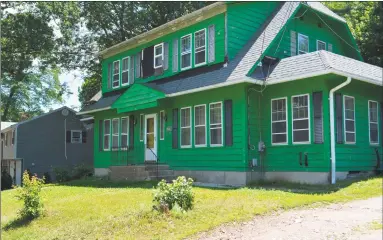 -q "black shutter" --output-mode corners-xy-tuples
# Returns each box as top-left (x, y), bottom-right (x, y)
(98, 120), (103, 151)
(224, 100), (233, 146)
(82, 131), (87, 143)
(381, 102), (383, 147)
(66, 131), (71, 143)
(172, 108), (179, 149)
(129, 115), (135, 149)
(142, 46), (154, 78)
(313, 92), (323, 143)
(335, 93), (343, 143)
(107, 63), (112, 89)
